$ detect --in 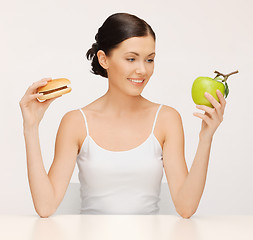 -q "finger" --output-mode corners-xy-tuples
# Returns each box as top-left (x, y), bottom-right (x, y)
(26, 79), (49, 95)
(204, 92), (221, 109)
(19, 92), (42, 106)
(214, 90), (226, 119)
(196, 105), (216, 119)
(25, 92), (44, 101)
(27, 78), (52, 94)
(204, 110), (212, 119)
(193, 112), (211, 125)
(216, 89), (226, 109)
